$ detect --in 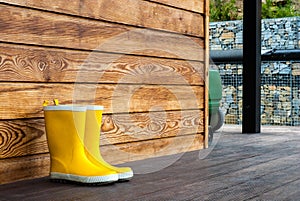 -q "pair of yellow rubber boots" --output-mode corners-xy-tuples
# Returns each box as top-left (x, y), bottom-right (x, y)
(43, 102), (133, 185)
